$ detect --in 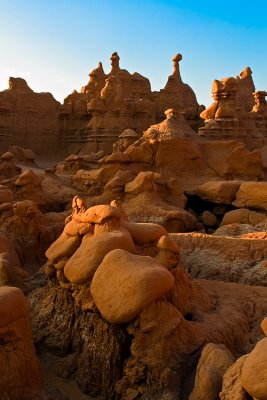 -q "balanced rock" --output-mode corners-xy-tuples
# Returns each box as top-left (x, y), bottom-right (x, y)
(91, 249), (174, 323)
